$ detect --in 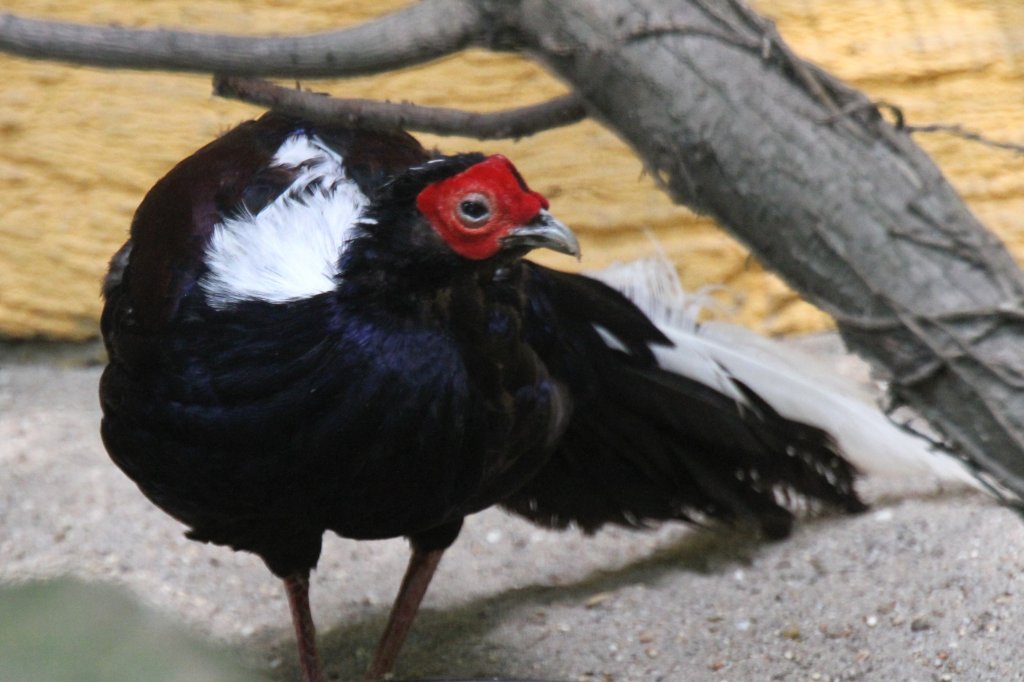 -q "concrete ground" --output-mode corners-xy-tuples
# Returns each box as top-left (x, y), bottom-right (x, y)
(2, 338), (1023, 682)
